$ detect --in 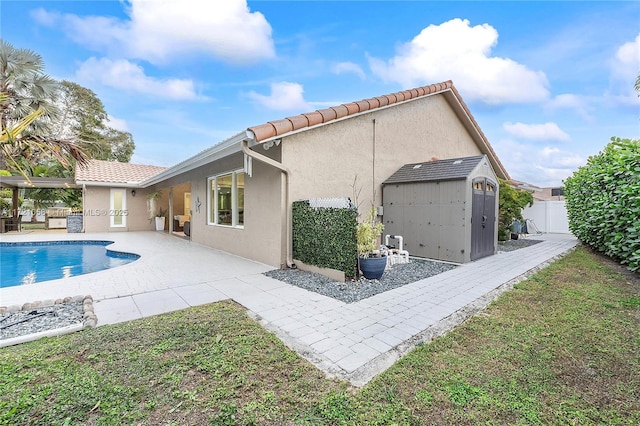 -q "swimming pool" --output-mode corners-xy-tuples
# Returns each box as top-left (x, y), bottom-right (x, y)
(0, 241), (140, 288)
